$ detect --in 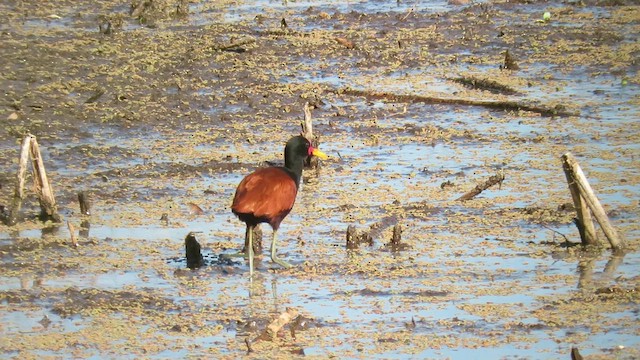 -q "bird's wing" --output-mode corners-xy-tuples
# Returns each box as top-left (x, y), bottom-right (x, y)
(232, 167), (298, 220)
